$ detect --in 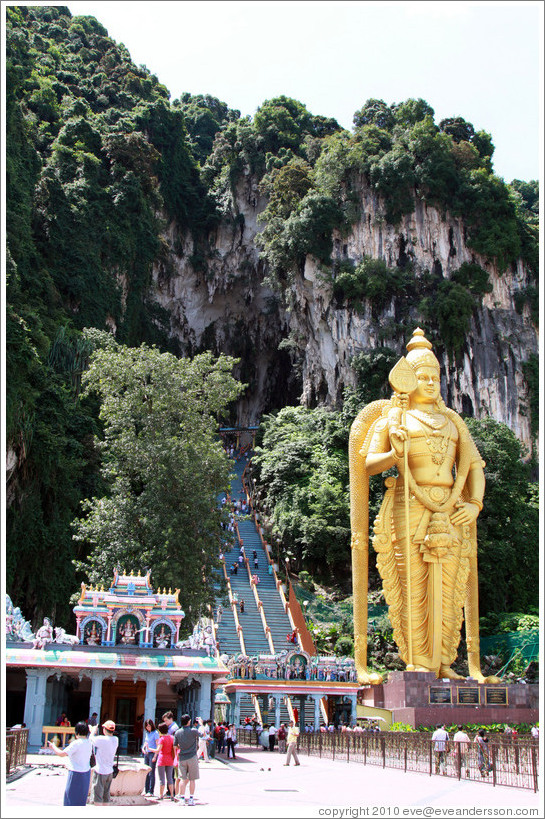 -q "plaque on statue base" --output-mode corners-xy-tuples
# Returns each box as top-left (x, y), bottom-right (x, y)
(359, 671), (538, 728)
